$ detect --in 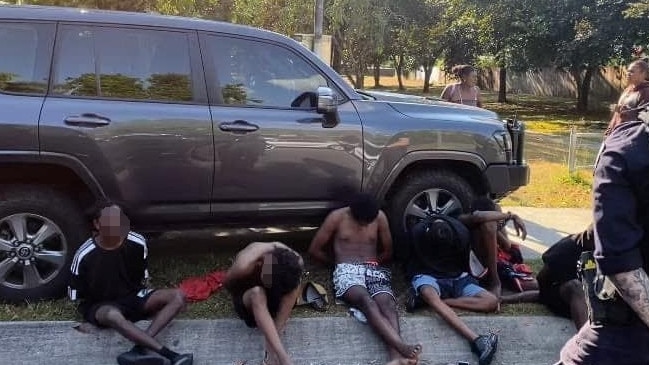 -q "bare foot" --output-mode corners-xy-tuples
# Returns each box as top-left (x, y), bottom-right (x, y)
(386, 358), (417, 365)
(261, 351), (282, 365)
(277, 354), (293, 365)
(396, 343), (422, 359)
